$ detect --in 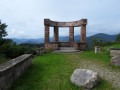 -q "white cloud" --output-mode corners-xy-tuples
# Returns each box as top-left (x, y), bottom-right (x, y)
(7, 29), (25, 38)
(0, 0), (120, 38)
